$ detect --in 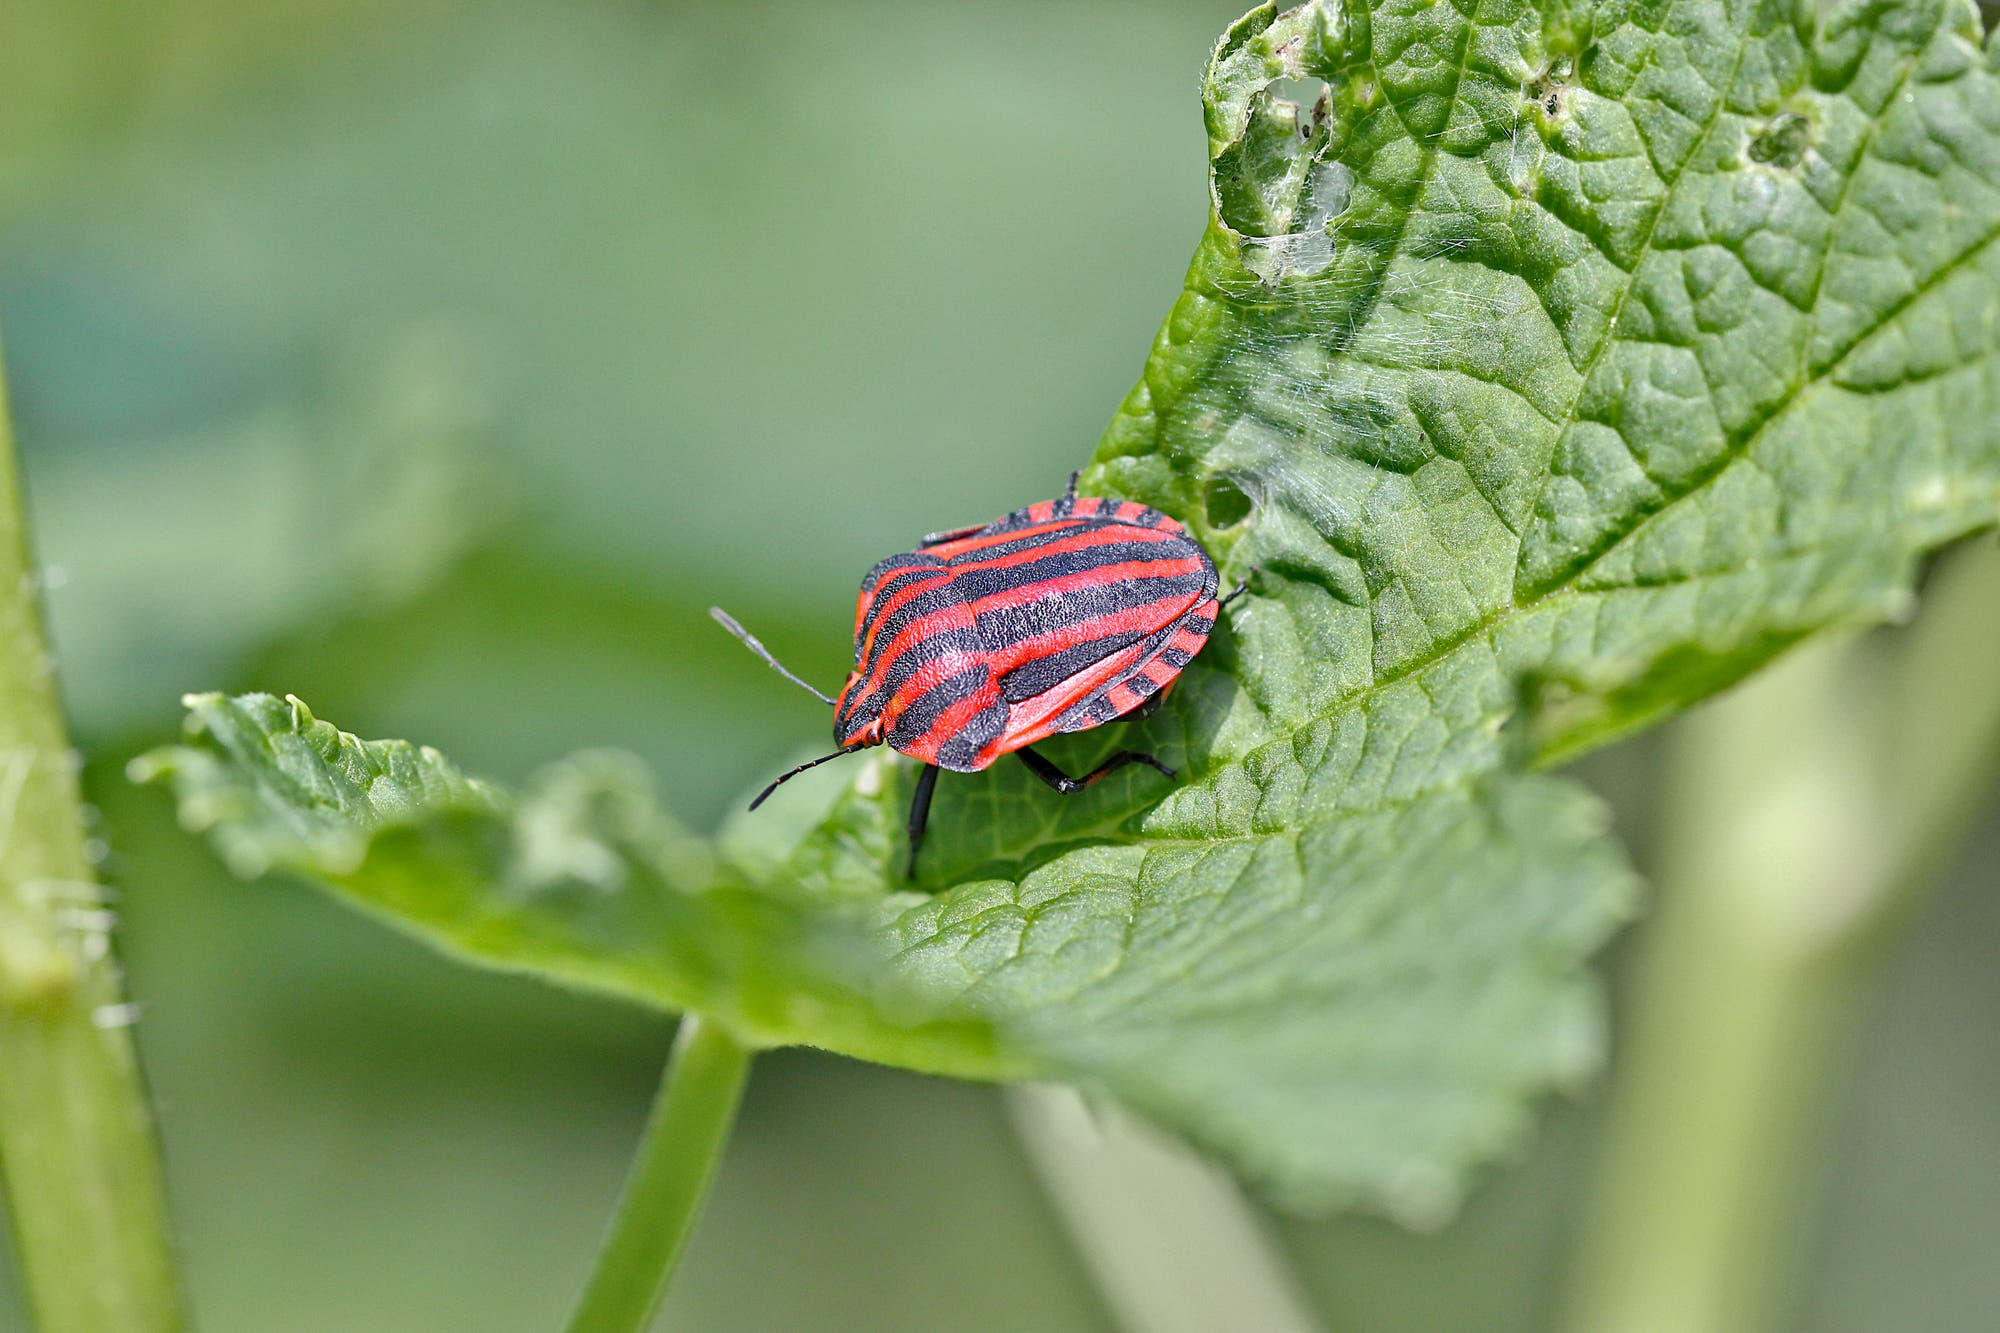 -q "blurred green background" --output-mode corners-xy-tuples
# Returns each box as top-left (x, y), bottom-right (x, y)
(1, 1), (1996, 1329)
